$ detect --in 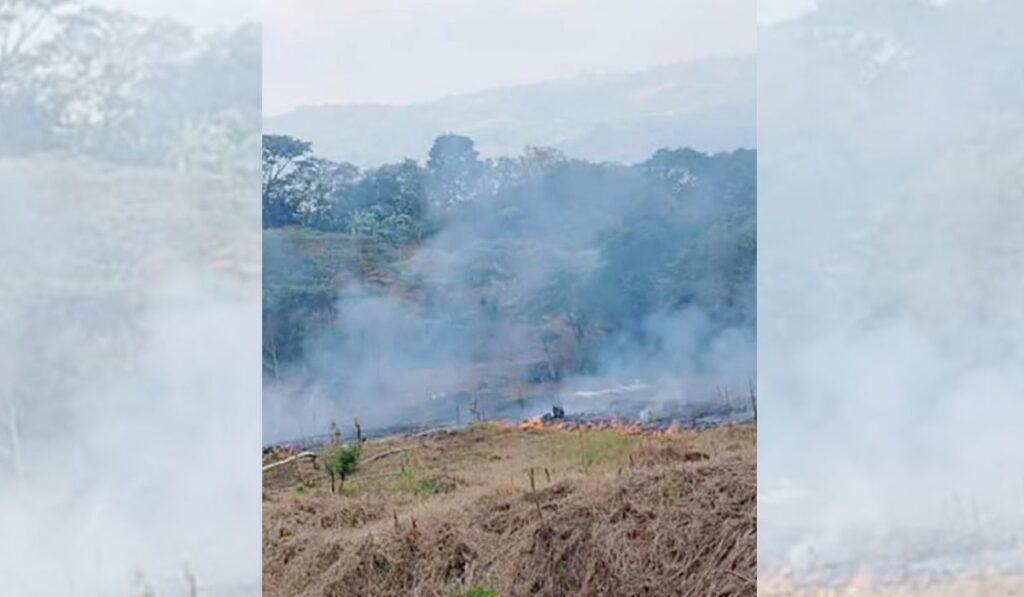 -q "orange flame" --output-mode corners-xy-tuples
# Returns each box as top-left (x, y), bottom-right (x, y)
(520, 416), (544, 430)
